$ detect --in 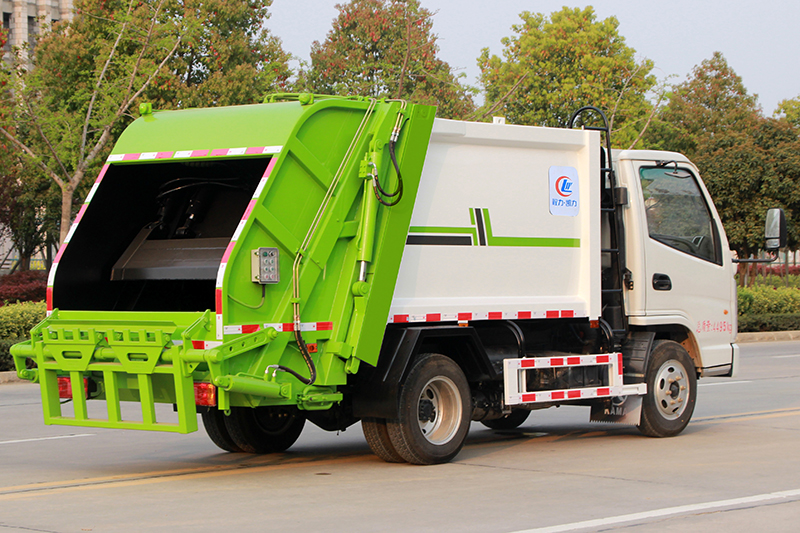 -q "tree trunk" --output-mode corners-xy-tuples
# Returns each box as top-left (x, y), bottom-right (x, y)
(17, 251), (31, 271)
(60, 184), (75, 245)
